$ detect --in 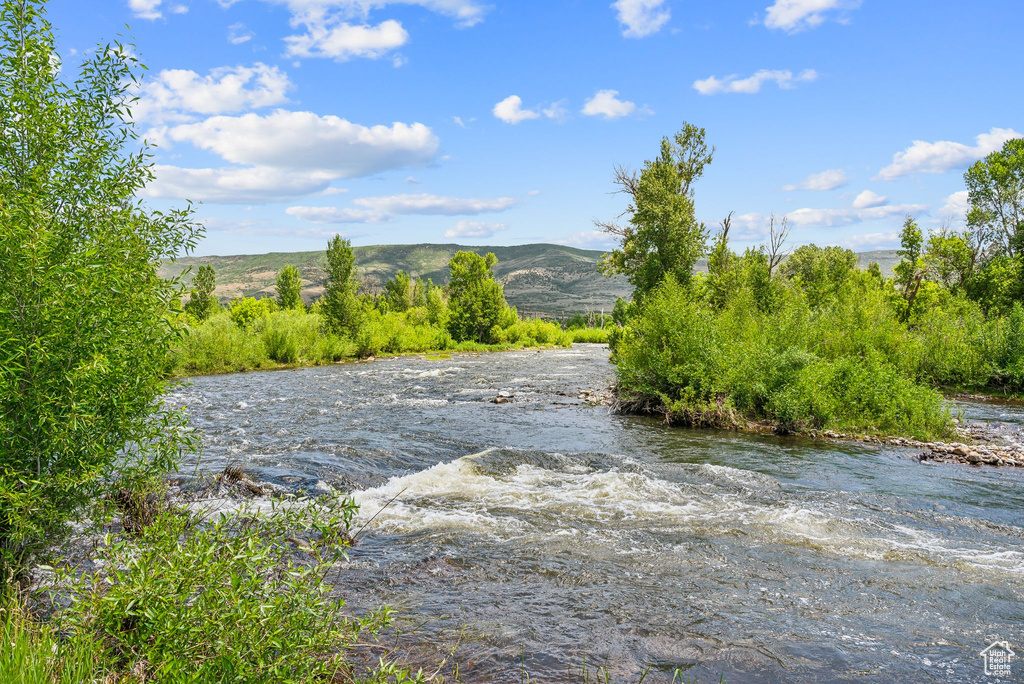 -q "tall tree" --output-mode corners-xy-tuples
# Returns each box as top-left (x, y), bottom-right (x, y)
(894, 215), (927, 316)
(965, 138), (1024, 258)
(446, 251), (507, 342)
(322, 236), (360, 332)
(276, 264), (303, 310)
(0, 0), (202, 578)
(186, 263), (216, 320)
(598, 123), (713, 299)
